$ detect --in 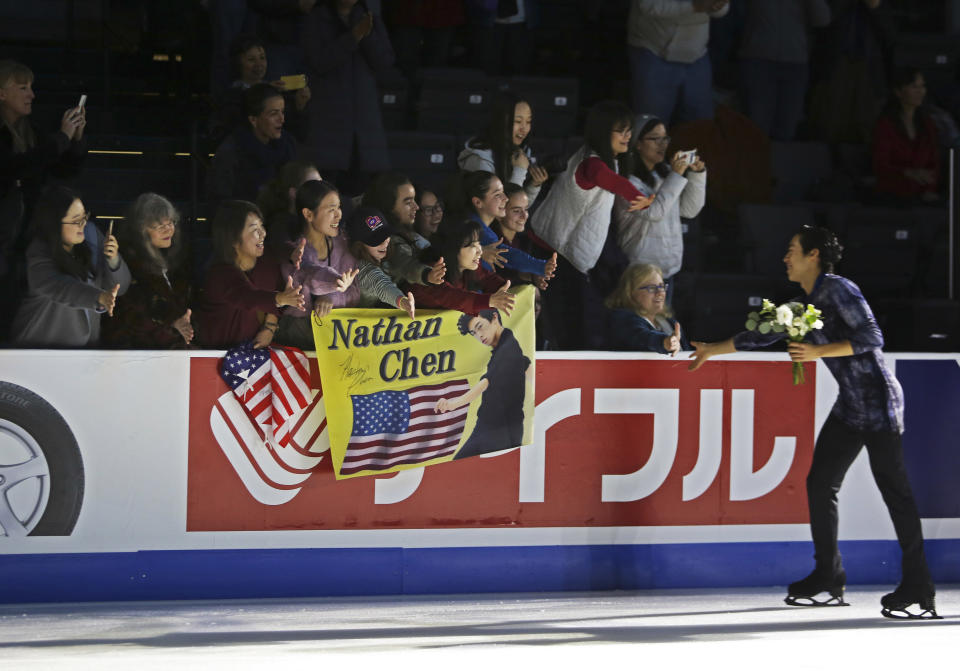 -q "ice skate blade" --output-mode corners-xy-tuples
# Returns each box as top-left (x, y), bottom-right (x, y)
(784, 594), (849, 607)
(880, 607), (942, 620)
